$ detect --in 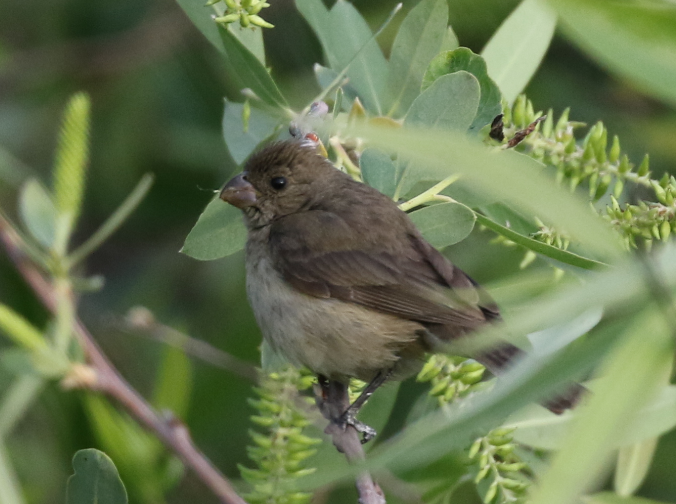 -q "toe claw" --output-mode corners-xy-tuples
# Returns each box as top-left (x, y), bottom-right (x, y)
(338, 411), (377, 443)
